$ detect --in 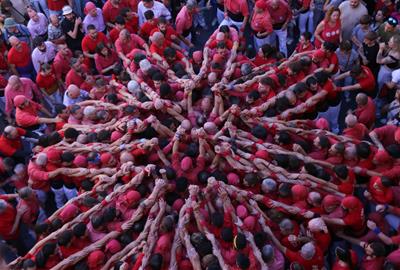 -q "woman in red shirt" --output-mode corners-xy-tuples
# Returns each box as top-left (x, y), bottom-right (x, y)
(251, 1), (273, 50)
(94, 42), (119, 75)
(314, 7), (341, 48)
